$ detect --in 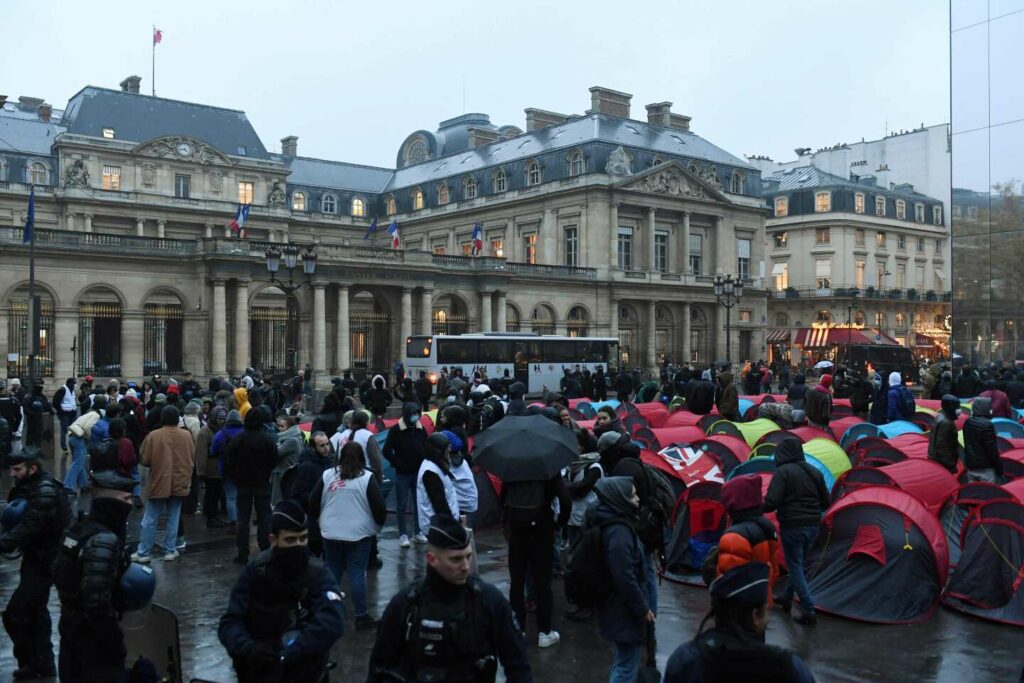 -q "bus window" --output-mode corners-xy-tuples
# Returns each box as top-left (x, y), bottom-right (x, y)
(543, 340), (577, 364)
(437, 339), (477, 365)
(578, 340), (607, 363)
(406, 336), (433, 359)
(478, 339), (512, 363)
(525, 340), (543, 363)
(606, 341), (620, 374)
